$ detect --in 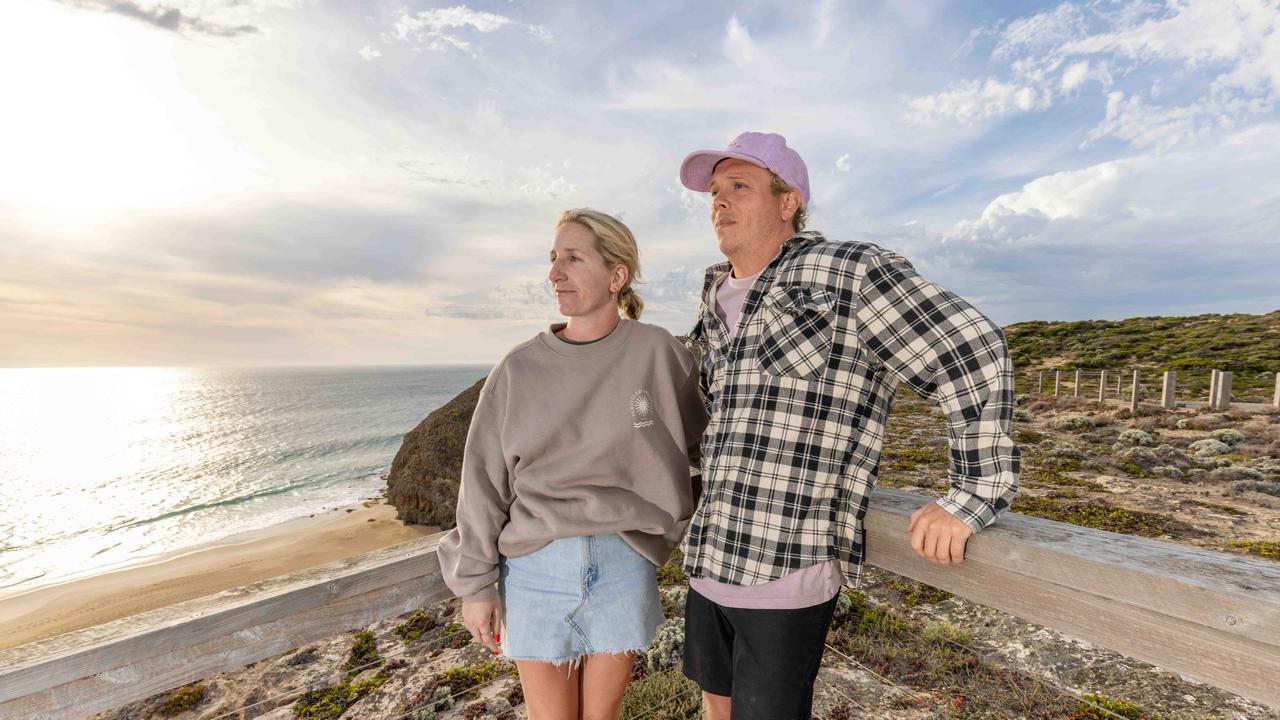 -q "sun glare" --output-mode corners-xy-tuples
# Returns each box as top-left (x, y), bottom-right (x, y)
(0, 3), (264, 228)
